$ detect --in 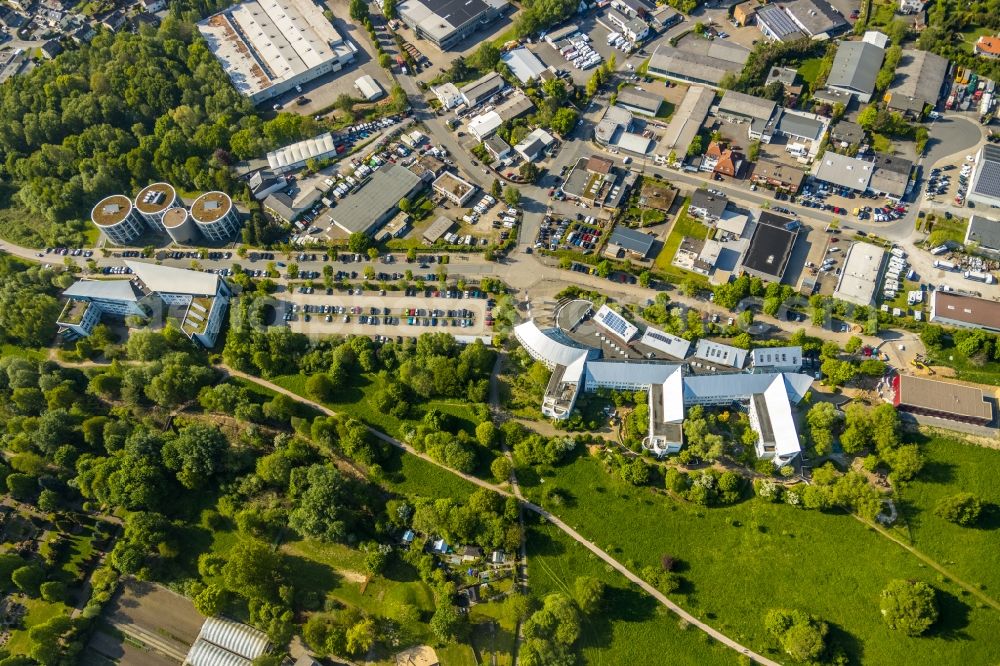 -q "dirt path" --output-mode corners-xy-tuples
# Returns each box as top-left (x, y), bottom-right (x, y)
(856, 515), (1000, 611)
(222, 364), (781, 666)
